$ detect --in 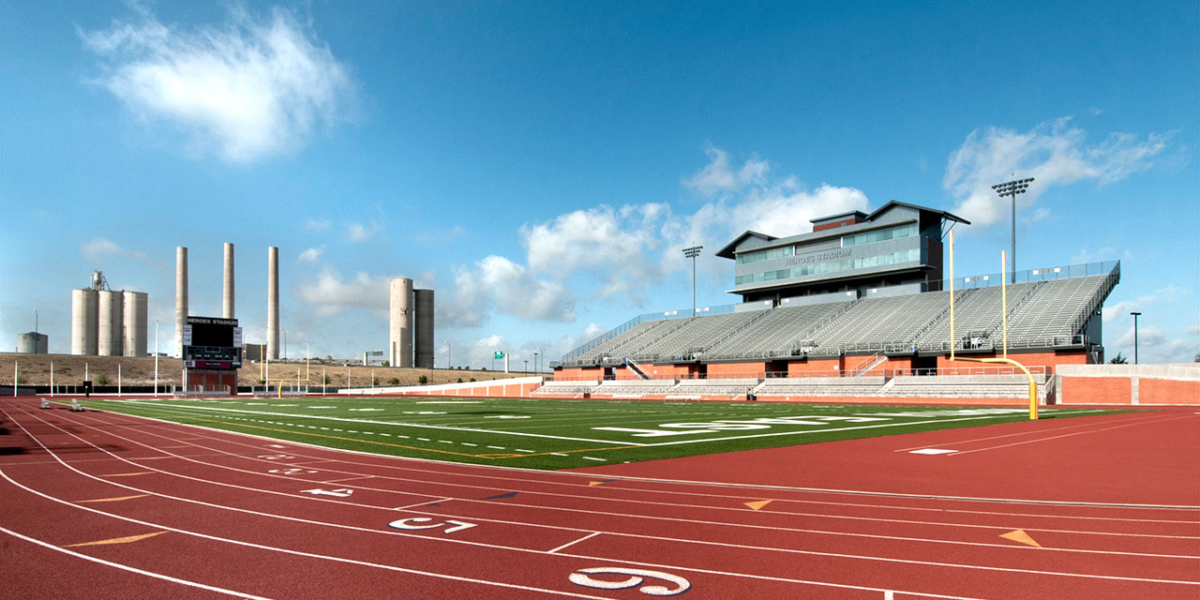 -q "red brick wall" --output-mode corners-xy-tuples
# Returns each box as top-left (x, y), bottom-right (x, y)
(787, 359), (842, 377)
(1059, 376), (1131, 404)
(1060, 376), (1200, 405)
(707, 362), (766, 378)
(554, 367), (603, 381)
(938, 350), (1089, 373)
(1140, 378), (1200, 404)
(647, 364), (701, 379)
